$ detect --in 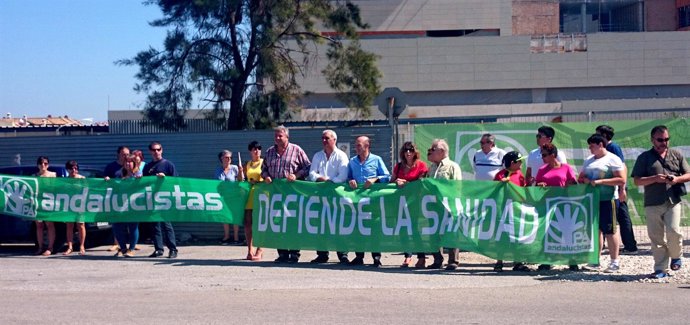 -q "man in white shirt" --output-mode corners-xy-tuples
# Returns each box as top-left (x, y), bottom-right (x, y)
(308, 129), (350, 264)
(473, 133), (506, 180)
(526, 126), (568, 185)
